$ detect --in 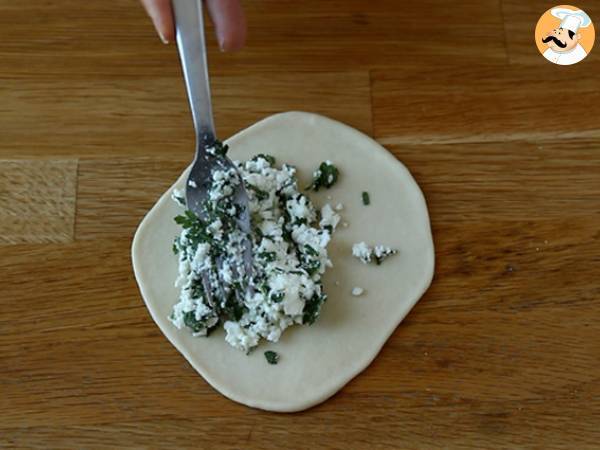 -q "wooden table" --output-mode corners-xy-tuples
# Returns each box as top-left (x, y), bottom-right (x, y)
(2, 1), (599, 448)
